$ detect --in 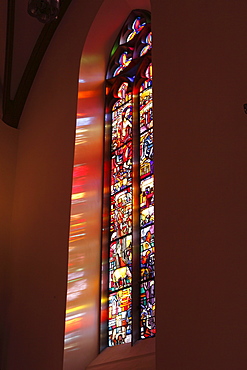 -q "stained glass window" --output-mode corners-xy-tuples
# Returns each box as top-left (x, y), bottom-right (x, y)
(102, 9), (155, 348)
